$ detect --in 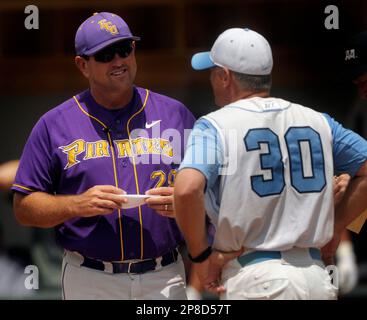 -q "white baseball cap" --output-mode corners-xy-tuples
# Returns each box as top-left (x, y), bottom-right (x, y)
(191, 28), (273, 75)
